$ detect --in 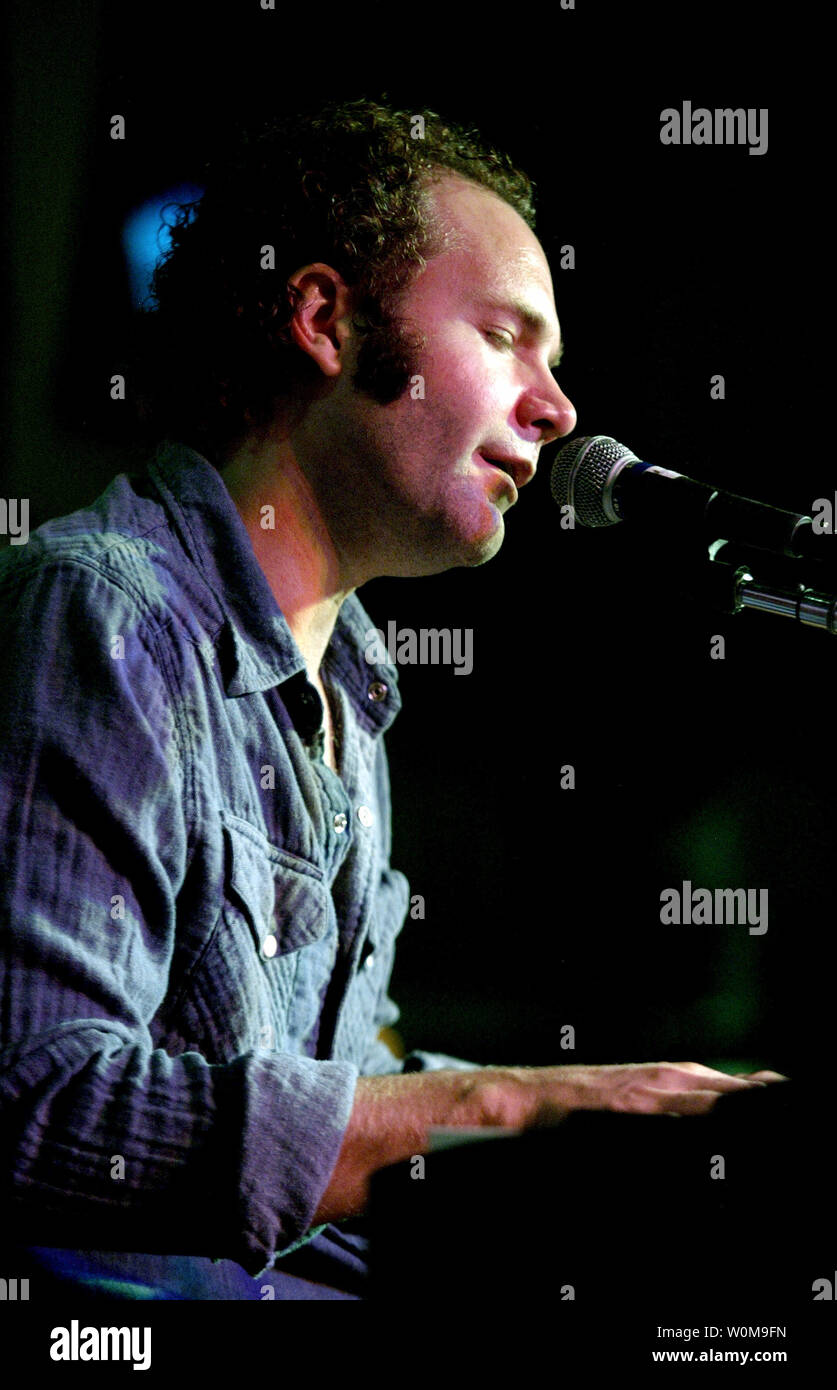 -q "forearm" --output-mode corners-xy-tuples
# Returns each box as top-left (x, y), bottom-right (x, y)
(312, 1066), (532, 1223)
